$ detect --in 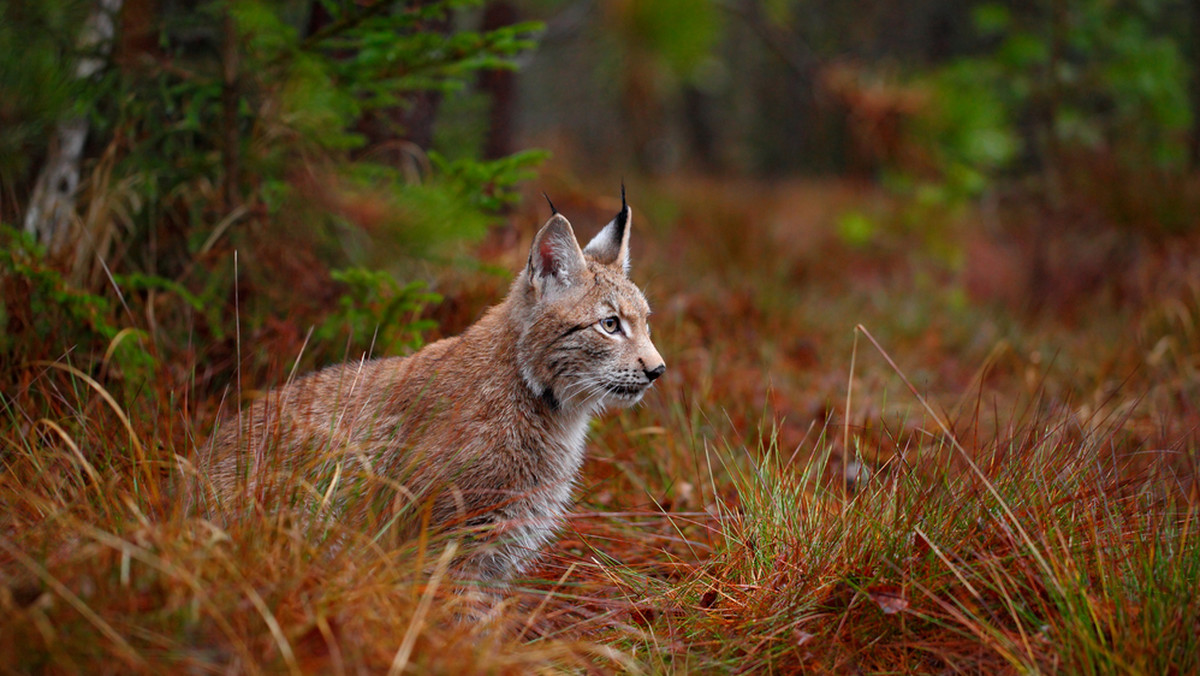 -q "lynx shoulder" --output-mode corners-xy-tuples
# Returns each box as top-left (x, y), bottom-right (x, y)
(203, 194), (665, 581)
